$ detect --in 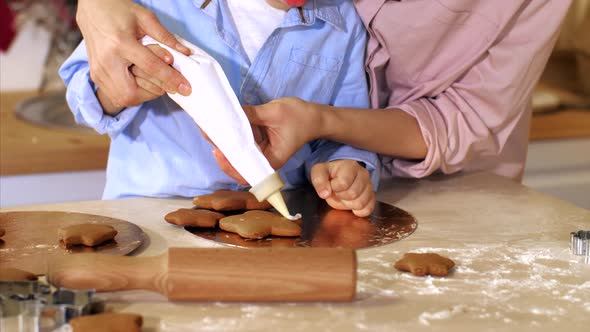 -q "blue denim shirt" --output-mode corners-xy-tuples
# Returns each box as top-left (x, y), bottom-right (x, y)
(59, 0), (380, 199)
